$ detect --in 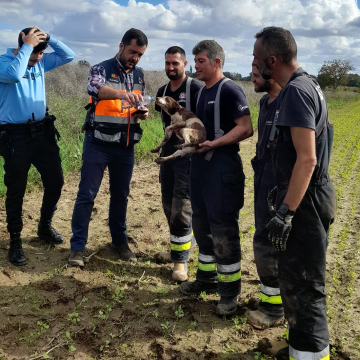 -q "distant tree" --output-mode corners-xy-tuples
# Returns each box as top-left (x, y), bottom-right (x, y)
(347, 73), (360, 88)
(78, 60), (91, 67)
(317, 59), (355, 90)
(189, 65), (193, 74)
